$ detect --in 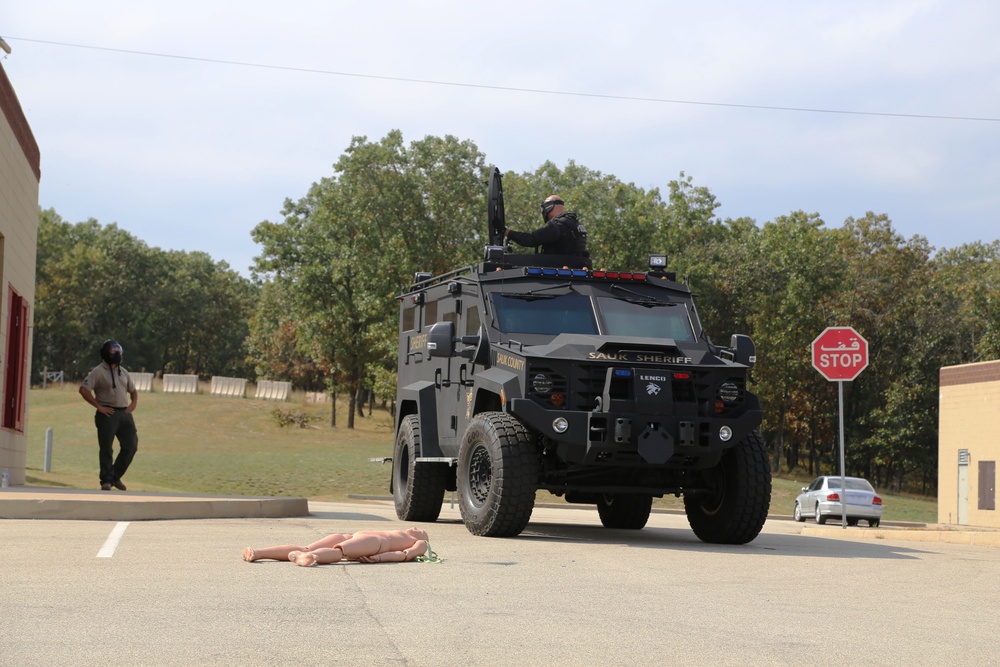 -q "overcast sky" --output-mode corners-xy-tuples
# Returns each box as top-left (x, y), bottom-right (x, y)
(4, 1), (999, 275)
